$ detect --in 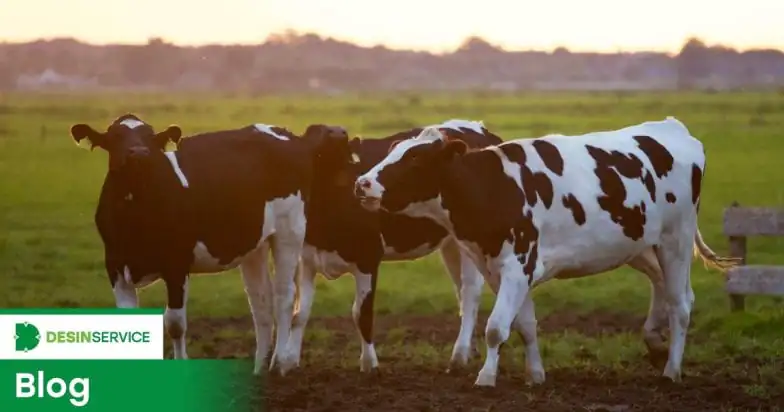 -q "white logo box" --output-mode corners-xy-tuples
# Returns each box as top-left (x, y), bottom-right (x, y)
(0, 308), (164, 360)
